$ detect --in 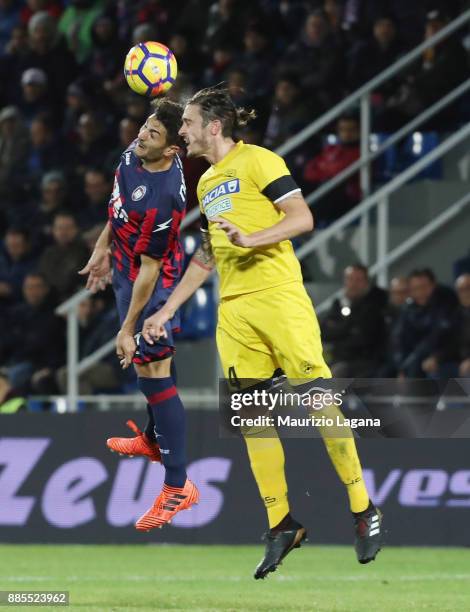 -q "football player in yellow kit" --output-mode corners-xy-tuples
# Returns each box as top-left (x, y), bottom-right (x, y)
(142, 86), (383, 579)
